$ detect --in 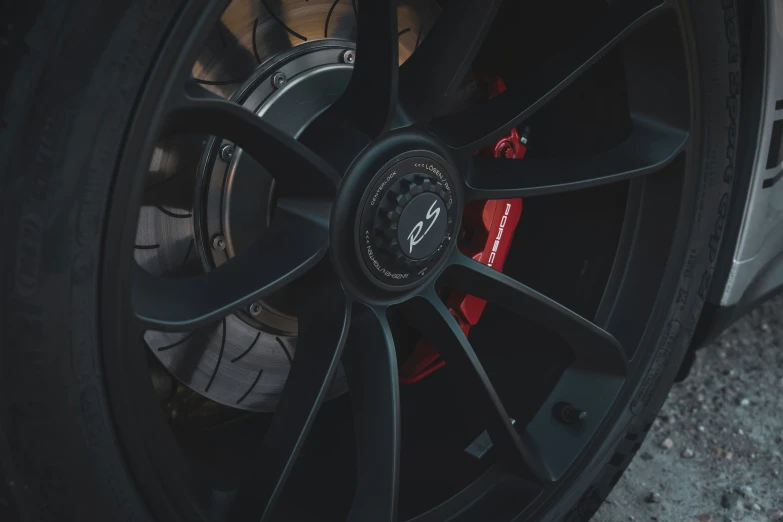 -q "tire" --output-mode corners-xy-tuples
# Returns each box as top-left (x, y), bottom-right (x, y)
(0, 1), (740, 521)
